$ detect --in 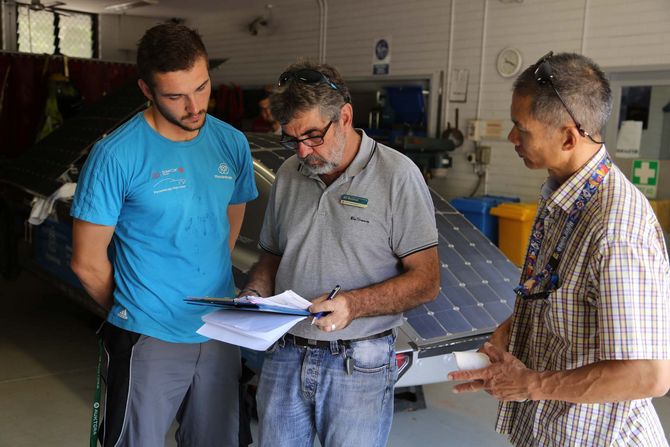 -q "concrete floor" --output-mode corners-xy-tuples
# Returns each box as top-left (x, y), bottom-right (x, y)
(2, 269), (670, 447)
